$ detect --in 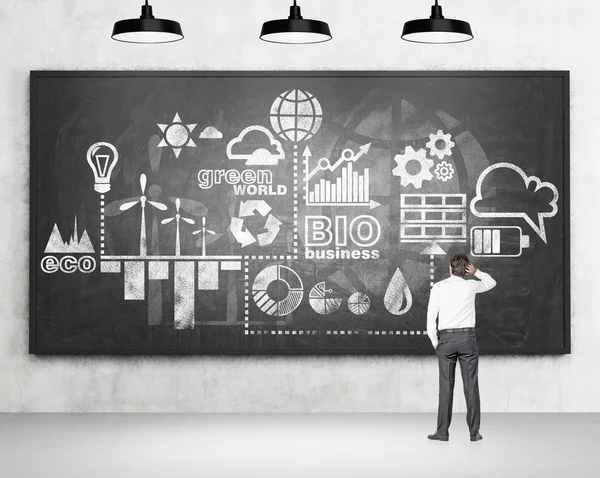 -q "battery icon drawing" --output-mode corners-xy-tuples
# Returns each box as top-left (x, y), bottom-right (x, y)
(470, 226), (530, 258)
